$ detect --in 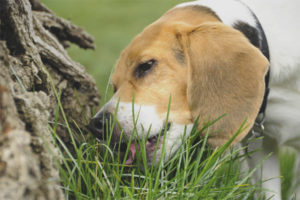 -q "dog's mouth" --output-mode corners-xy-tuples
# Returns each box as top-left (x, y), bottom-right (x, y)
(125, 123), (171, 165)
